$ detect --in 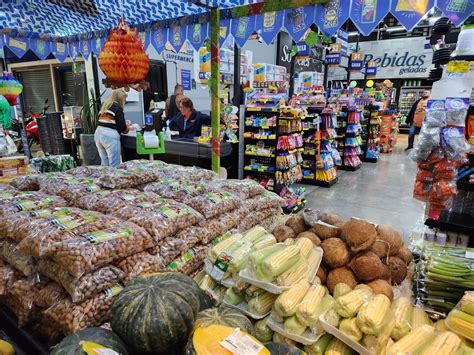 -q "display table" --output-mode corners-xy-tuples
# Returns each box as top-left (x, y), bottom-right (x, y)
(121, 132), (237, 176)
